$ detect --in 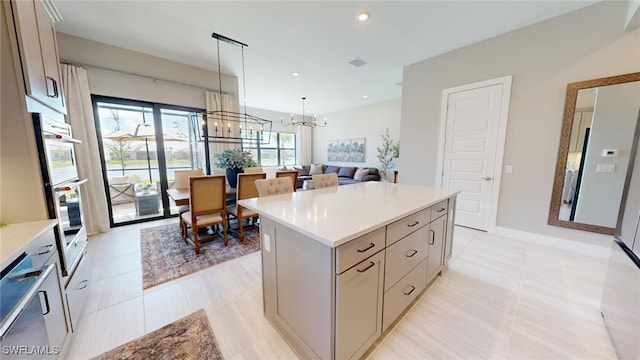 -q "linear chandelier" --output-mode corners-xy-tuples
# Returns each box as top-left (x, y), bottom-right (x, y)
(281, 97), (327, 128)
(199, 32), (273, 145)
